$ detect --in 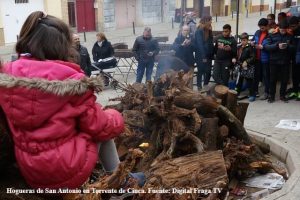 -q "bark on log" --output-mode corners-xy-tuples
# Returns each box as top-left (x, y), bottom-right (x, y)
(226, 90), (238, 114)
(217, 105), (252, 145)
(198, 118), (219, 150)
(144, 151), (228, 189)
(235, 102), (249, 125)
